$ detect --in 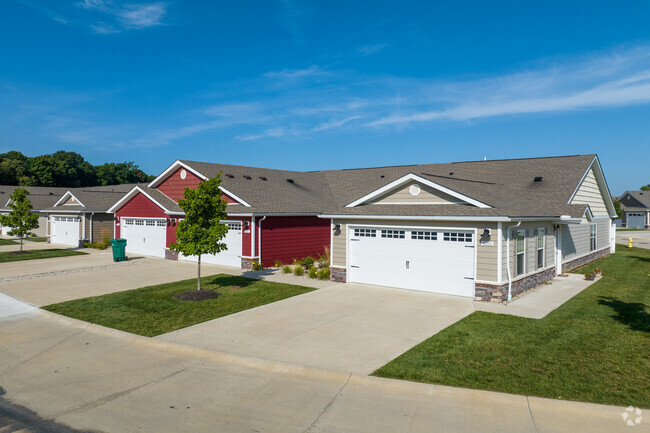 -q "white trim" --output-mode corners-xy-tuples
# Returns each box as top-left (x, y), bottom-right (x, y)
(53, 191), (85, 208)
(497, 222), (503, 283)
(515, 229), (526, 277)
(108, 186), (173, 214)
(219, 186), (252, 207)
(372, 201), (468, 205)
(330, 218), (335, 267)
(250, 216), (255, 257)
(329, 265), (346, 269)
(344, 173), (492, 209)
(148, 160), (207, 188)
(82, 214), (86, 239)
(320, 215), (511, 222)
(536, 227), (545, 270)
